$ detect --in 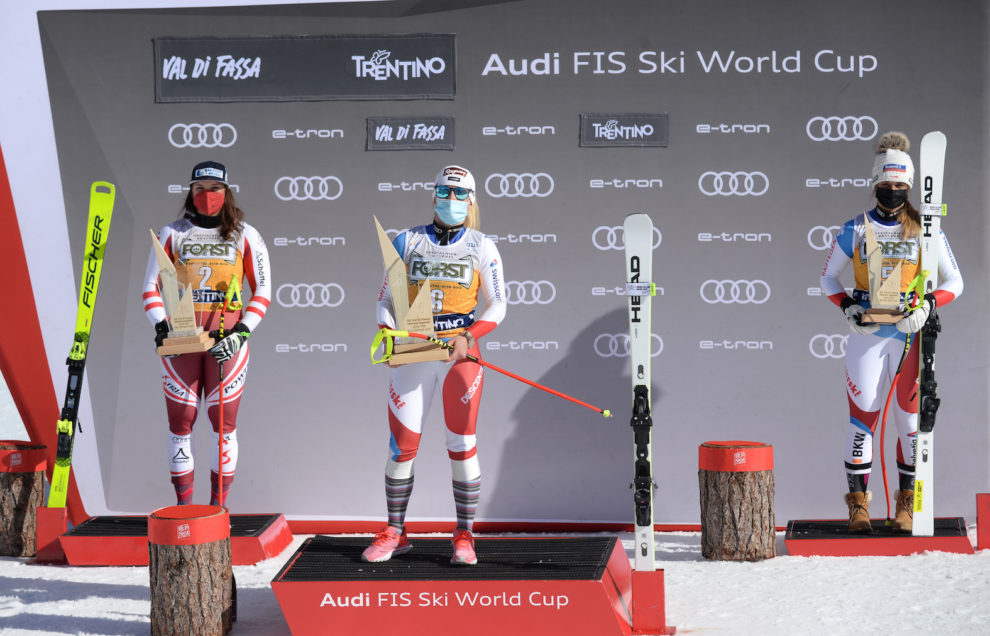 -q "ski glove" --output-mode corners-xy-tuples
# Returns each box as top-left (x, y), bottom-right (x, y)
(841, 298), (880, 336)
(154, 319), (179, 358)
(209, 322), (251, 362)
(895, 295), (935, 334)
